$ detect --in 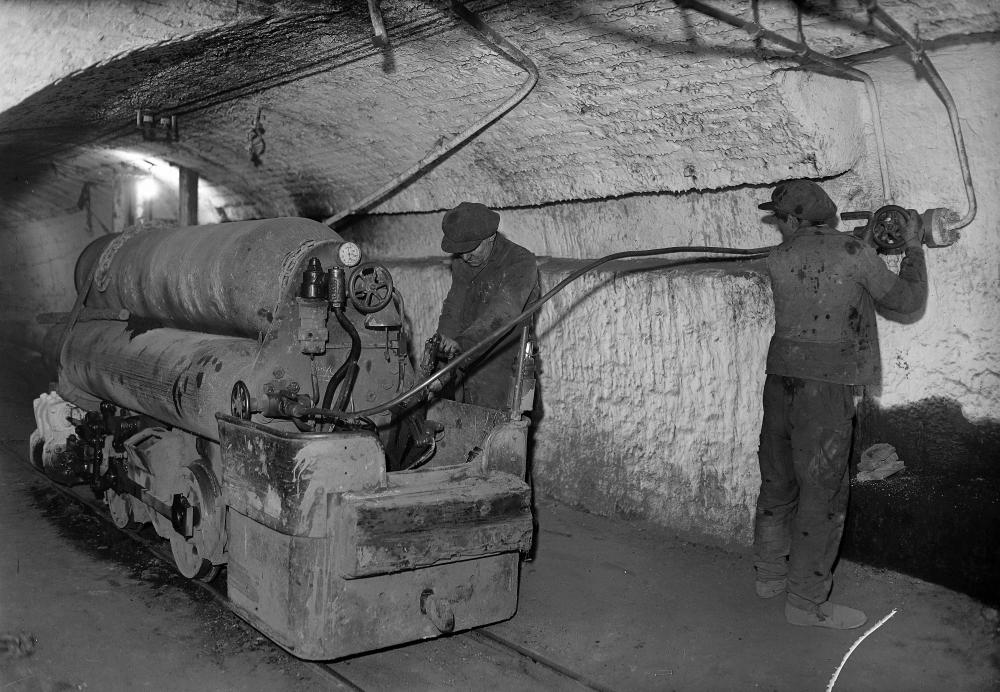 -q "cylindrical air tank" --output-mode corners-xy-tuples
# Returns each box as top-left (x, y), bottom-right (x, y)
(60, 218), (357, 439)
